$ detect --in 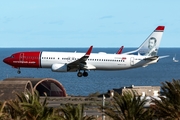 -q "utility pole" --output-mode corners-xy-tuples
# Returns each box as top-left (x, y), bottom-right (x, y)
(102, 94), (106, 120)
